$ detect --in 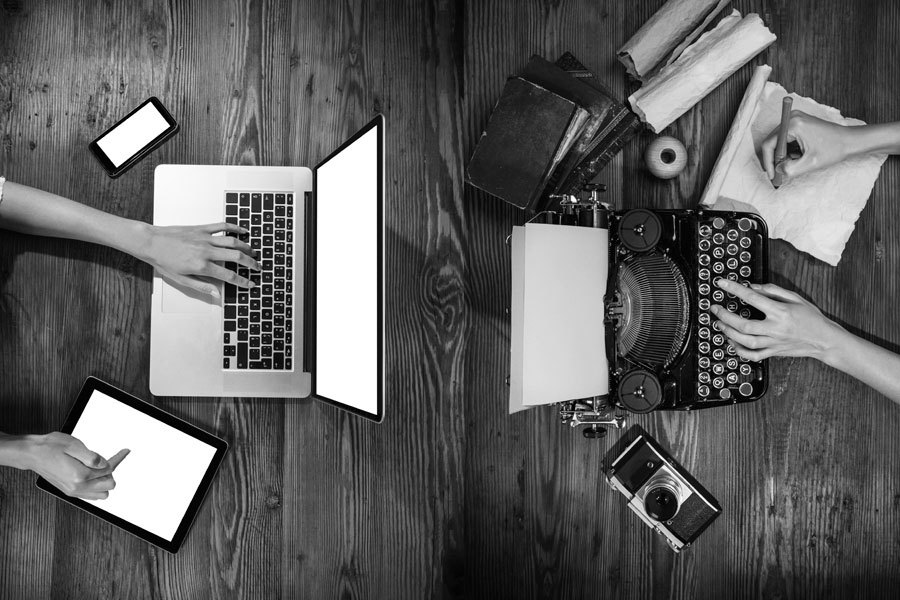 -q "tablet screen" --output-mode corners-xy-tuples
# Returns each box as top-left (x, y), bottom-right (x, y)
(36, 378), (227, 552)
(70, 390), (217, 541)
